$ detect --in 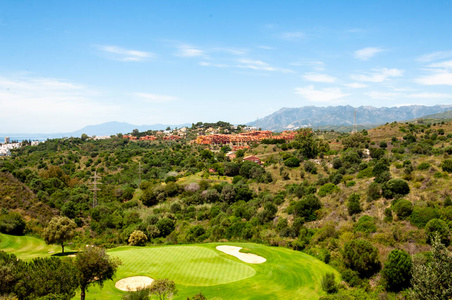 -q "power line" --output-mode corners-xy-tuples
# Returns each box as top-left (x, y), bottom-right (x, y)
(89, 171), (101, 208)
